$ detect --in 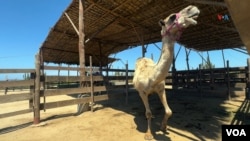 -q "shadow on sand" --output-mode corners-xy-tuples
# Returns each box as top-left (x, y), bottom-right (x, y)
(1, 89), (247, 141)
(97, 89), (245, 141)
(231, 98), (250, 125)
